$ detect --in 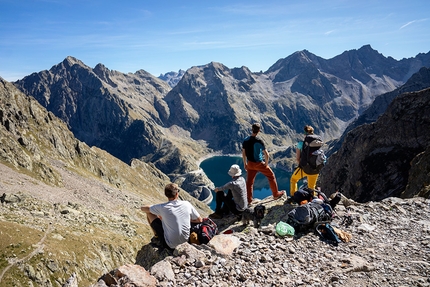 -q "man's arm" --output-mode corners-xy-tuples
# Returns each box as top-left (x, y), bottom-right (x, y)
(191, 216), (203, 223)
(141, 205), (161, 222)
(263, 149), (270, 166)
(242, 148), (248, 171)
(141, 205), (151, 213)
(215, 180), (233, 192)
